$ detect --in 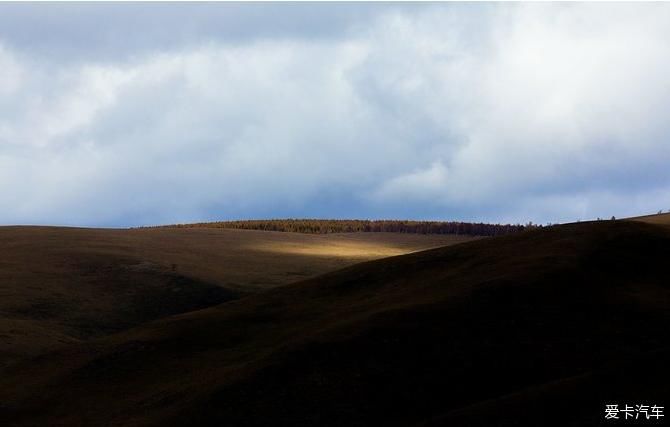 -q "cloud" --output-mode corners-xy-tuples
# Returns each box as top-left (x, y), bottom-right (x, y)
(372, 162), (450, 204)
(0, 3), (669, 226)
(0, 3), (390, 63)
